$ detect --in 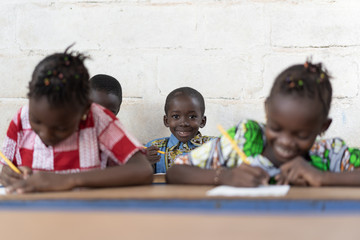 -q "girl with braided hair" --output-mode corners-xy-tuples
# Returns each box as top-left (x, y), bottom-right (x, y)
(167, 60), (360, 187)
(0, 48), (153, 193)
